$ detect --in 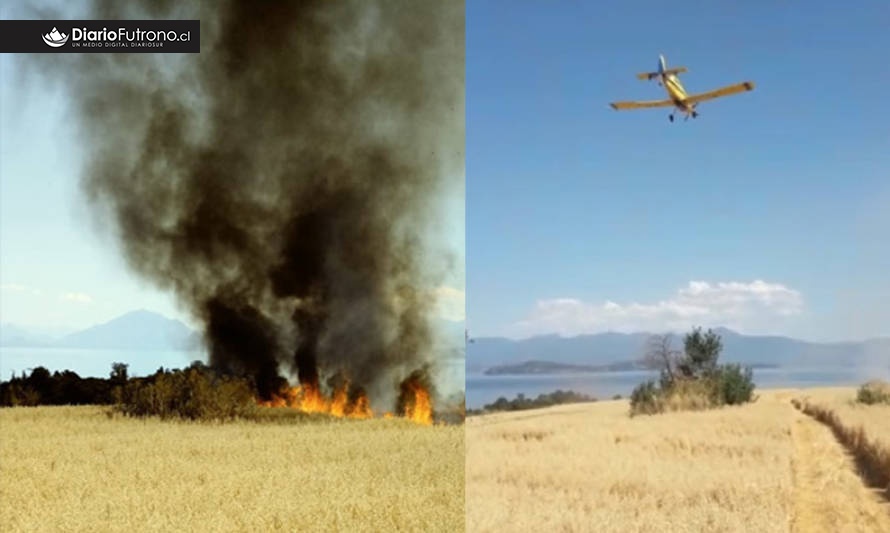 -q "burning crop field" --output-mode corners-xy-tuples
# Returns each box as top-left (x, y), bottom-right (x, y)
(19, 0), (465, 418)
(254, 367), (442, 426)
(3, 0), (465, 530)
(21, 0), (464, 417)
